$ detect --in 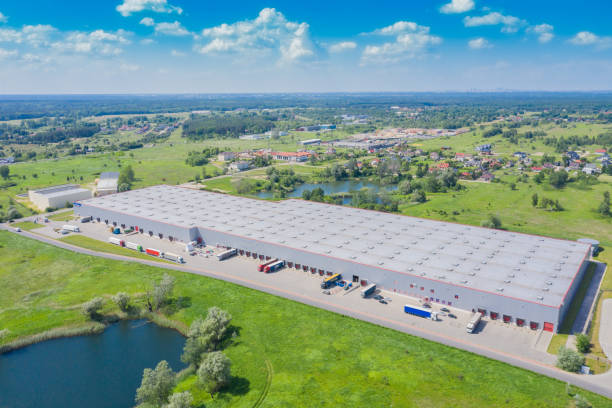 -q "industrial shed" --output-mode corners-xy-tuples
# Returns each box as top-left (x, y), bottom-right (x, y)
(74, 185), (592, 333)
(29, 184), (92, 211)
